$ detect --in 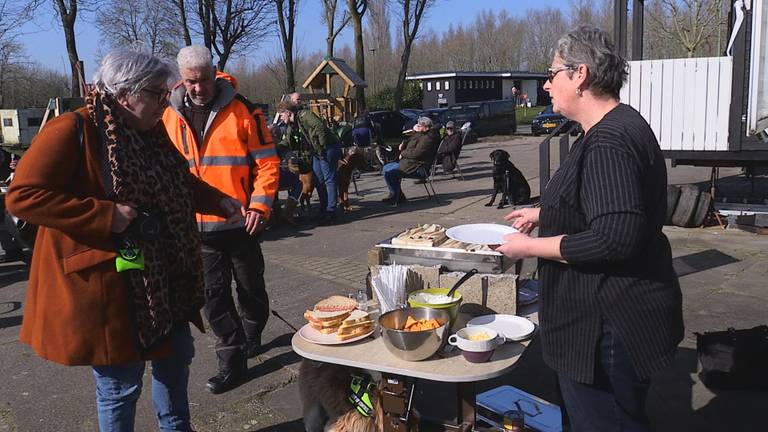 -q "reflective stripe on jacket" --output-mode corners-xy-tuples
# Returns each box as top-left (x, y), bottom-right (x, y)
(163, 72), (279, 231)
